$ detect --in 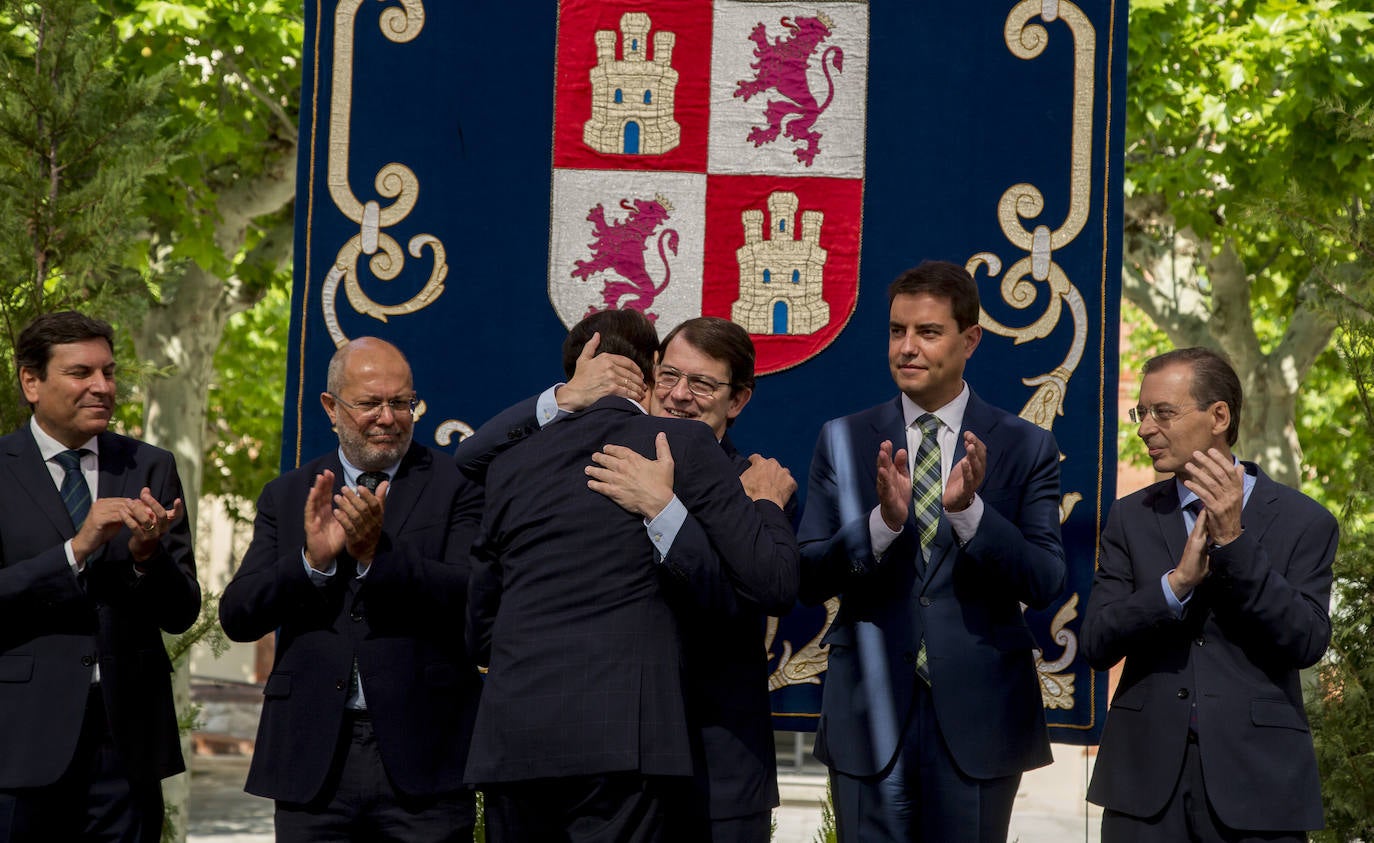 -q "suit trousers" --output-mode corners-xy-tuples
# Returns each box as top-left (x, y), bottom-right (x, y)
(274, 713), (475, 843)
(1101, 733), (1306, 843)
(0, 686), (163, 843)
(831, 684), (1020, 843)
(708, 811), (773, 843)
(482, 772), (689, 843)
